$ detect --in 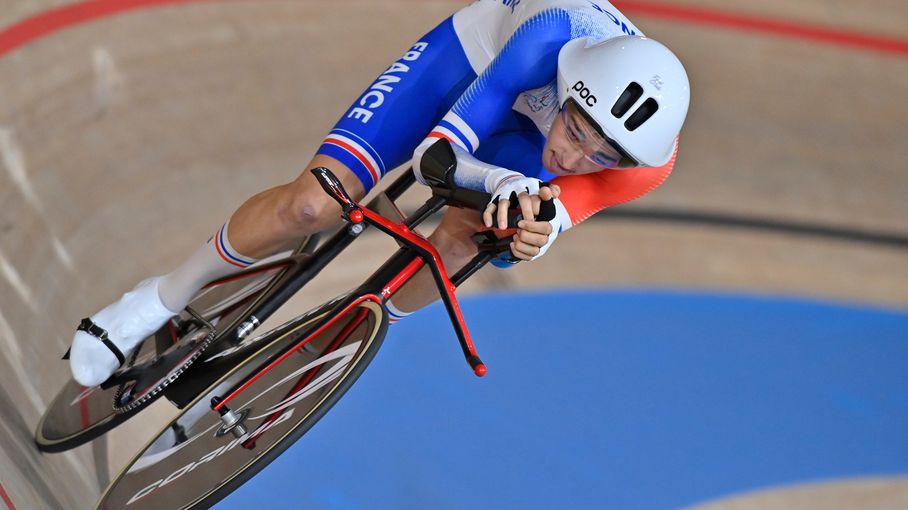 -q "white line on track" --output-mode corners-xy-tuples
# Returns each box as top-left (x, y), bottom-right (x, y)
(0, 248), (36, 313)
(51, 235), (76, 272)
(92, 46), (124, 112)
(0, 126), (42, 212)
(0, 311), (45, 413)
(0, 126), (76, 272)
